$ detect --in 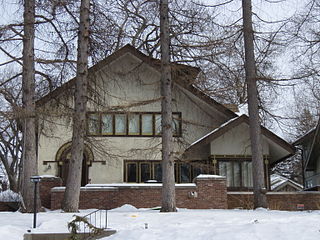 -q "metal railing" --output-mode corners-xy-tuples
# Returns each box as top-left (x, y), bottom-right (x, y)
(305, 173), (320, 189)
(76, 209), (108, 239)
